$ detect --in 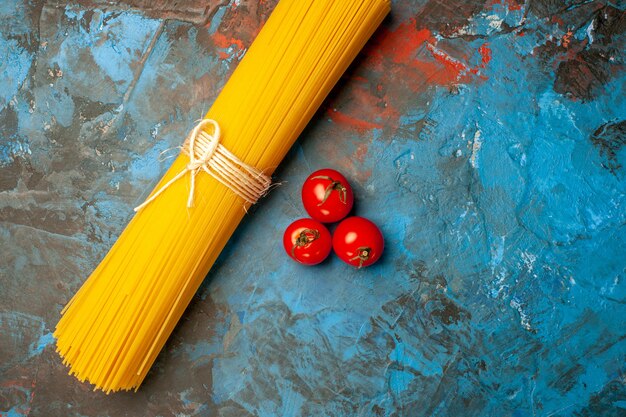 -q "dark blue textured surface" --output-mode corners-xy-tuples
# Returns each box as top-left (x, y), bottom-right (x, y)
(1, 0), (625, 416)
